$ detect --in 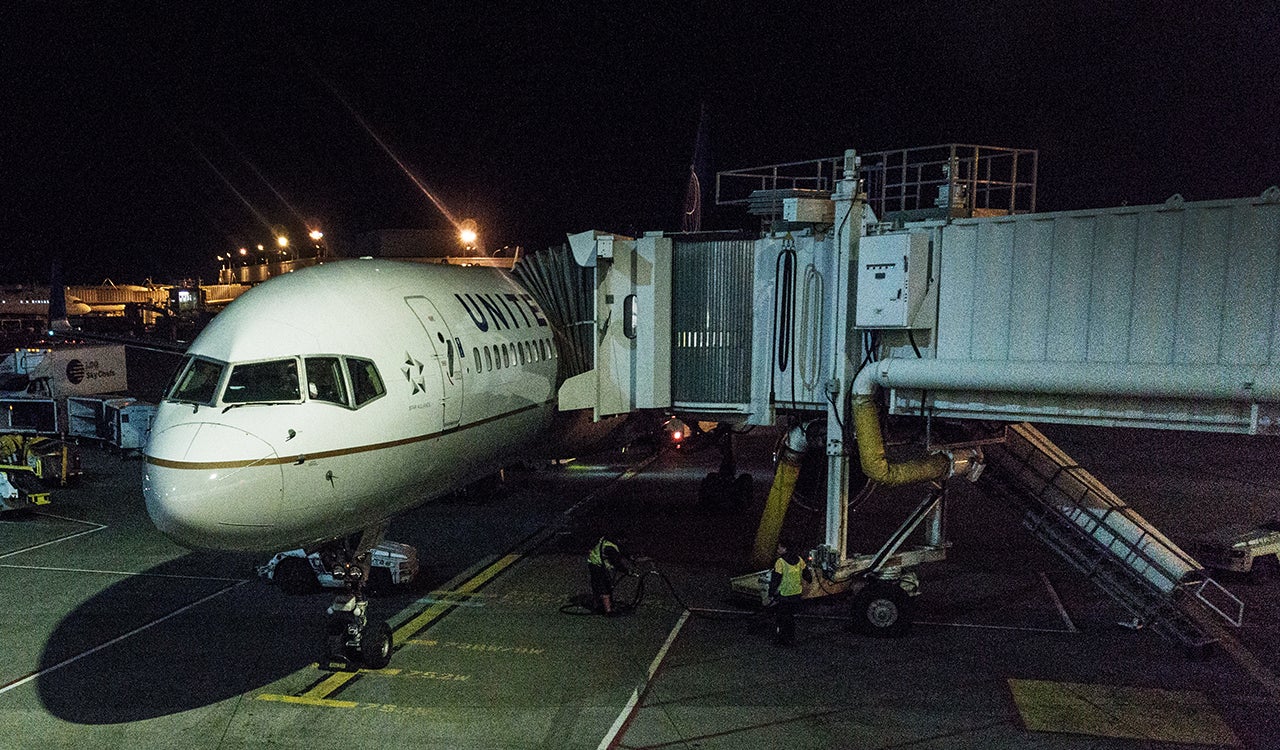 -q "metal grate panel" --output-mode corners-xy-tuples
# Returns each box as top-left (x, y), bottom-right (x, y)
(671, 239), (755, 405)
